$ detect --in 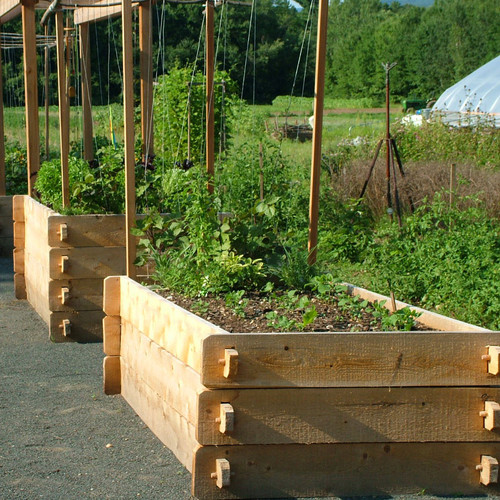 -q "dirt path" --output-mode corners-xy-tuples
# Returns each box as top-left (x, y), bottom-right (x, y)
(0, 256), (192, 500)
